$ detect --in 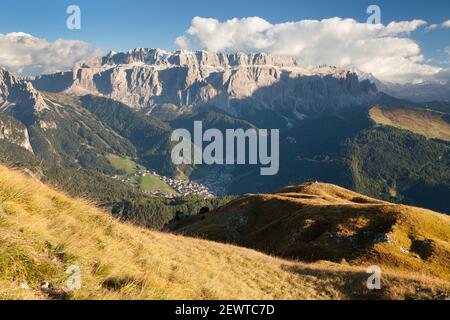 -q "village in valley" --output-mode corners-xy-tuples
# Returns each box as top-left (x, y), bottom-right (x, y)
(158, 172), (214, 198)
(113, 168), (215, 199)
